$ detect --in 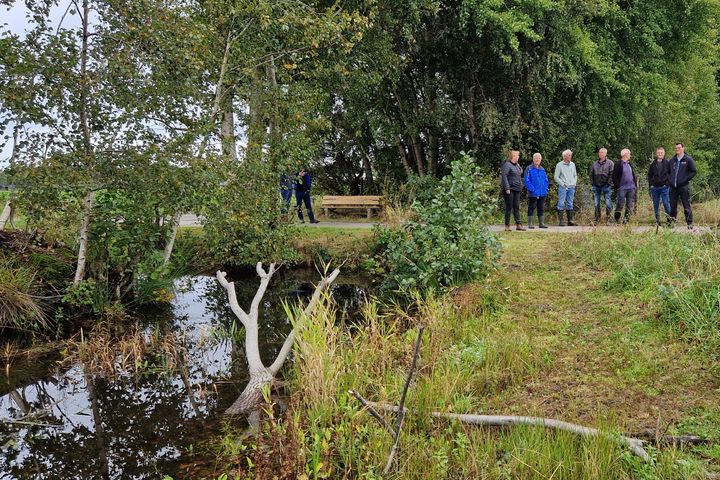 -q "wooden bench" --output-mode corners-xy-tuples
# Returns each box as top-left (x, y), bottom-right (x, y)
(322, 195), (383, 218)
